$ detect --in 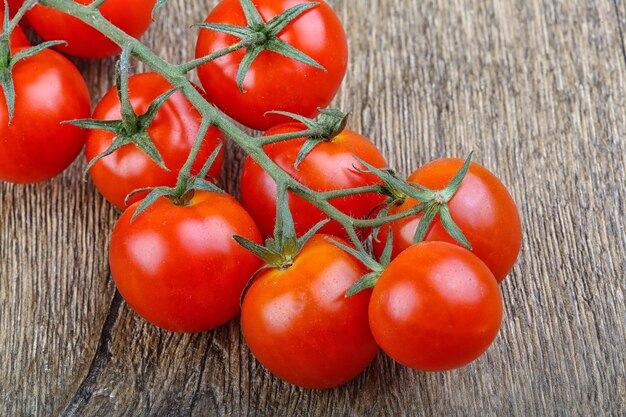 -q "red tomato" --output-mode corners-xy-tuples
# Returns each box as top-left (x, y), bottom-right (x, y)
(0, 8), (29, 48)
(195, 0), (348, 130)
(7, 0), (22, 14)
(369, 241), (503, 371)
(373, 159), (522, 282)
(109, 190), (263, 333)
(6, 0), (30, 29)
(241, 234), (378, 388)
(7, 0), (24, 16)
(27, 0), (155, 58)
(0, 47), (90, 184)
(240, 123), (387, 240)
(85, 72), (224, 209)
